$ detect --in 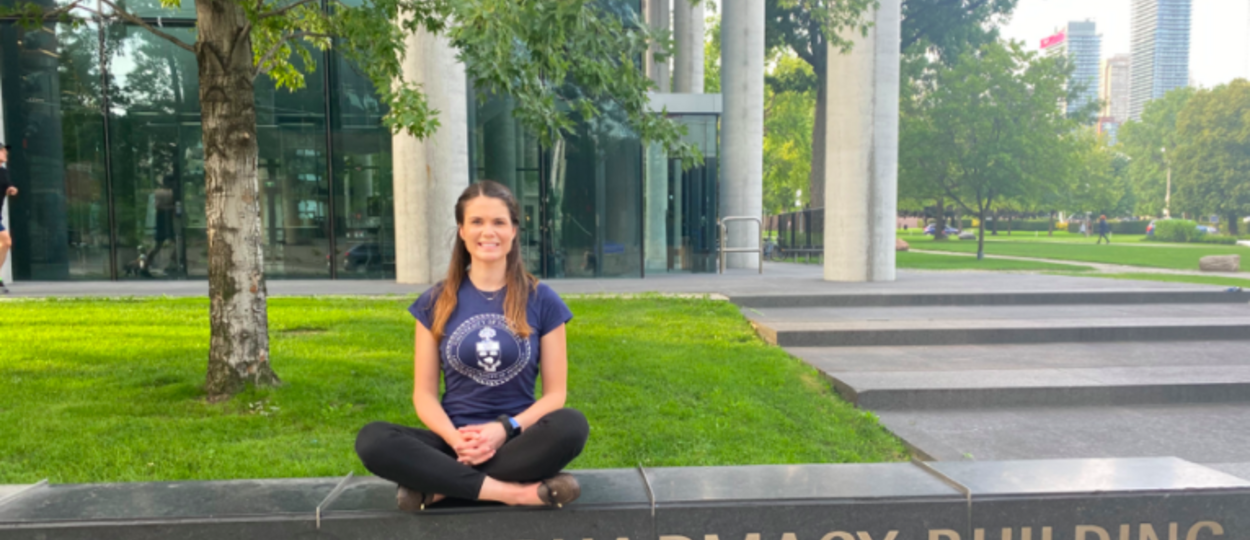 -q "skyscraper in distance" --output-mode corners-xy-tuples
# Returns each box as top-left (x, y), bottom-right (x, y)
(1099, 54), (1131, 144)
(1100, 54), (1131, 123)
(1041, 21), (1101, 120)
(1129, 0), (1191, 120)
